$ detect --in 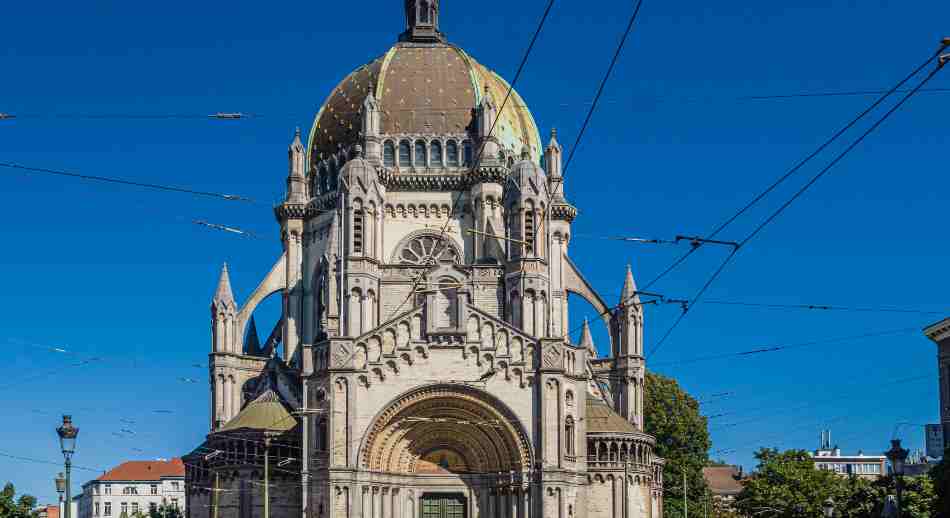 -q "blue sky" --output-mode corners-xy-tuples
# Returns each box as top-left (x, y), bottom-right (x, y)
(2, 0), (949, 501)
